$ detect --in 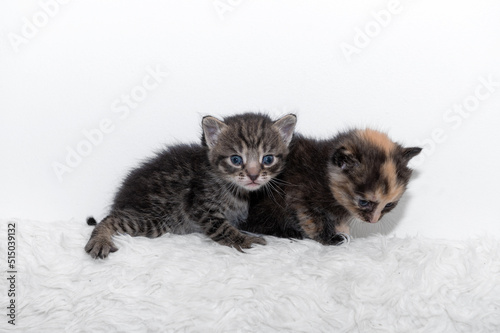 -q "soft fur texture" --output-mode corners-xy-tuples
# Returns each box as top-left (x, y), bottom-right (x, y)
(243, 130), (421, 244)
(2, 219), (500, 332)
(85, 113), (296, 258)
